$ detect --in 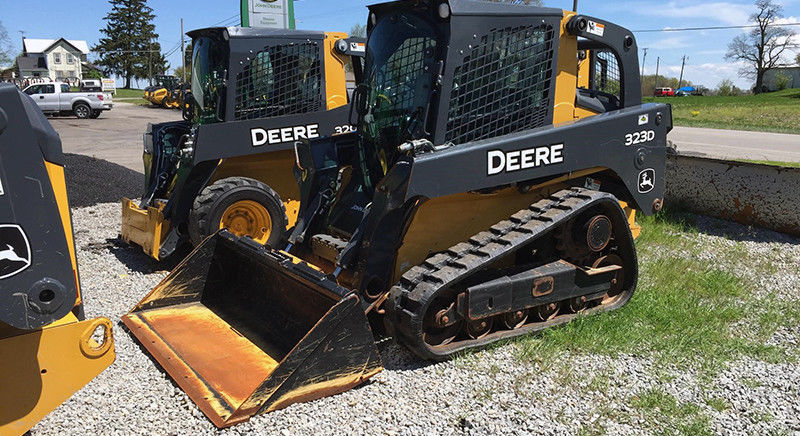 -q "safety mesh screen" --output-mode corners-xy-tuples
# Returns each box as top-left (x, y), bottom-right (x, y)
(593, 50), (621, 99)
(371, 37), (437, 134)
(445, 25), (555, 145)
(234, 42), (322, 120)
